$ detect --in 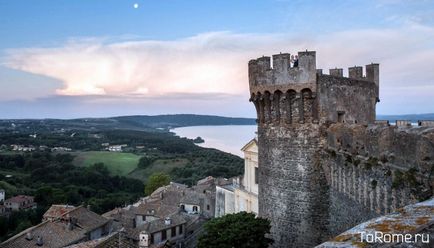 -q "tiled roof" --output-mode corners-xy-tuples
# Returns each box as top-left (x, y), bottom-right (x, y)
(1, 221), (87, 248)
(5, 195), (34, 203)
(102, 208), (135, 229)
(43, 204), (75, 219)
(126, 213), (187, 241)
(180, 191), (202, 205)
(64, 206), (109, 231)
(65, 231), (136, 248)
(197, 176), (215, 185)
(132, 202), (179, 218)
(1, 205), (110, 248)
